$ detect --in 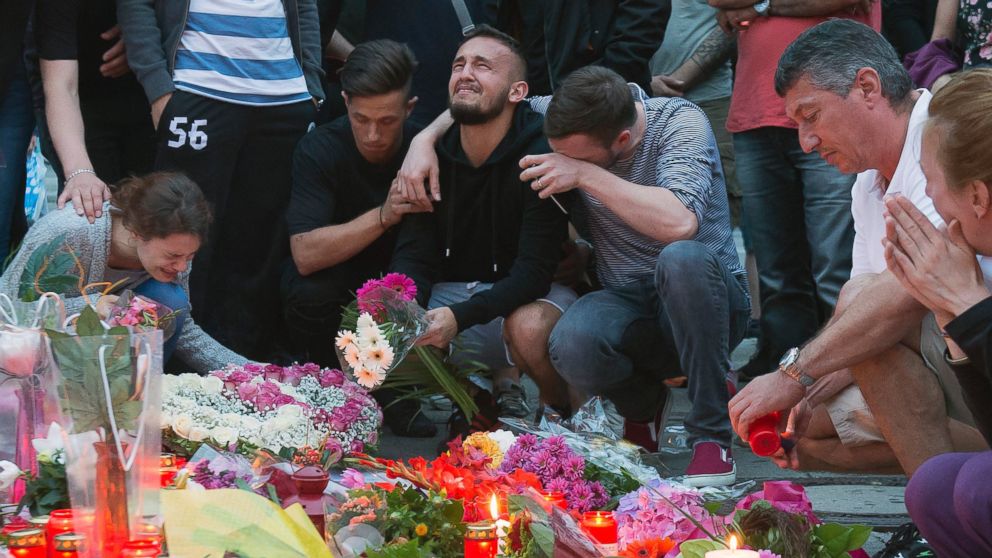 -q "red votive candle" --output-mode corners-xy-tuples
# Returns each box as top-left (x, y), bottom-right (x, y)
(133, 521), (164, 548)
(52, 533), (85, 557)
(3, 516), (30, 535)
(120, 539), (161, 557)
(464, 522), (497, 558)
(160, 453), (178, 487)
(46, 509), (74, 551)
(748, 412), (782, 457)
(7, 528), (47, 558)
(538, 490), (567, 510)
(581, 511), (618, 545)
